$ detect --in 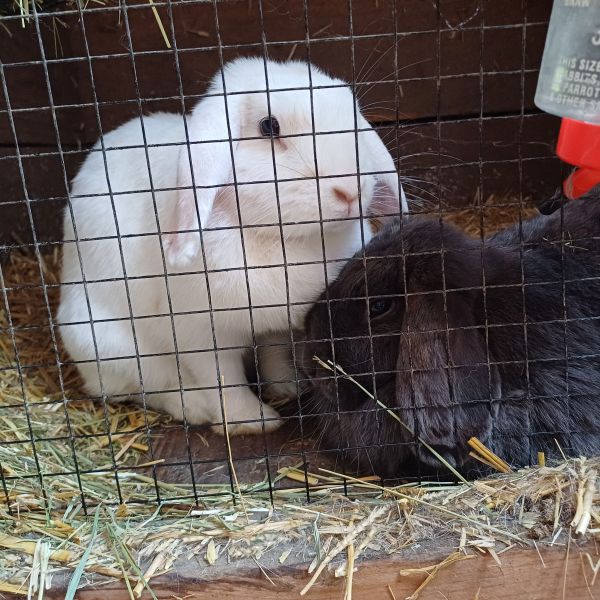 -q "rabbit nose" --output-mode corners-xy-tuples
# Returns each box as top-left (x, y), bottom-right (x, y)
(333, 187), (356, 206)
